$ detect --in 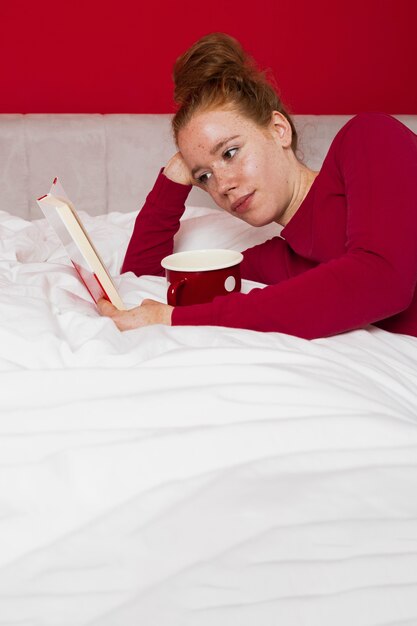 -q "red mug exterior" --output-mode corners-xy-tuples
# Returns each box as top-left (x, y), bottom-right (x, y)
(161, 249), (243, 306)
